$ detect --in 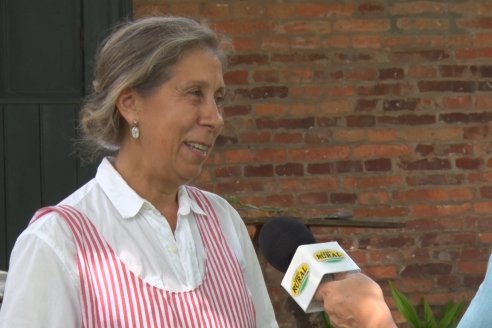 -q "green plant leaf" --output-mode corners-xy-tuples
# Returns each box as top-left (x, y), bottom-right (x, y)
(322, 312), (332, 328)
(422, 299), (437, 328)
(390, 282), (422, 328)
(437, 301), (465, 328)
